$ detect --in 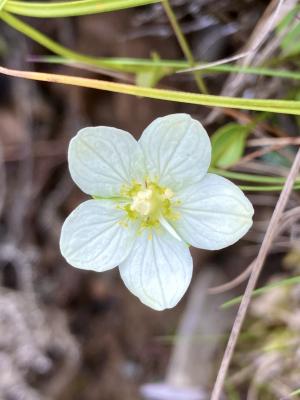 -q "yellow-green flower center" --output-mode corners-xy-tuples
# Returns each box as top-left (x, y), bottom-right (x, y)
(120, 181), (179, 229)
(131, 186), (173, 217)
